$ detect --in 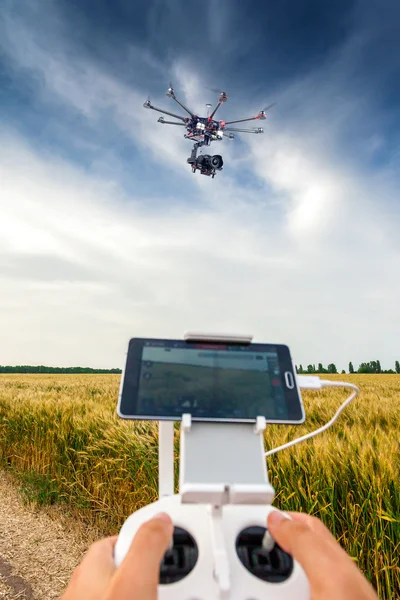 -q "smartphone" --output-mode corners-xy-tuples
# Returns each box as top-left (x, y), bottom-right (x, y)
(117, 338), (305, 424)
